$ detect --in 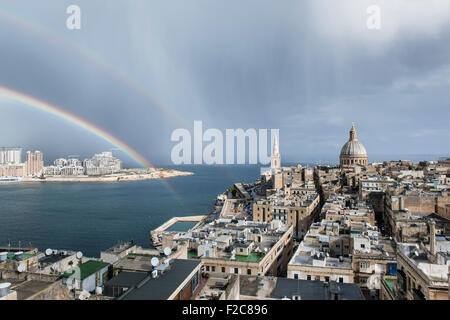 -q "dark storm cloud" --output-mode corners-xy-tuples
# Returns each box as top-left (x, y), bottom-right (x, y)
(0, 0), (449, 165)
